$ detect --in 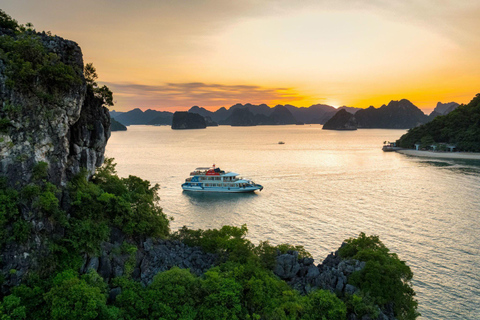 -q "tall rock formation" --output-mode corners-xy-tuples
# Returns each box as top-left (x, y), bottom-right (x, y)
(0, 19), (111, 290)
(0, 28), (110, 188)
(322, 109), (358, 130)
